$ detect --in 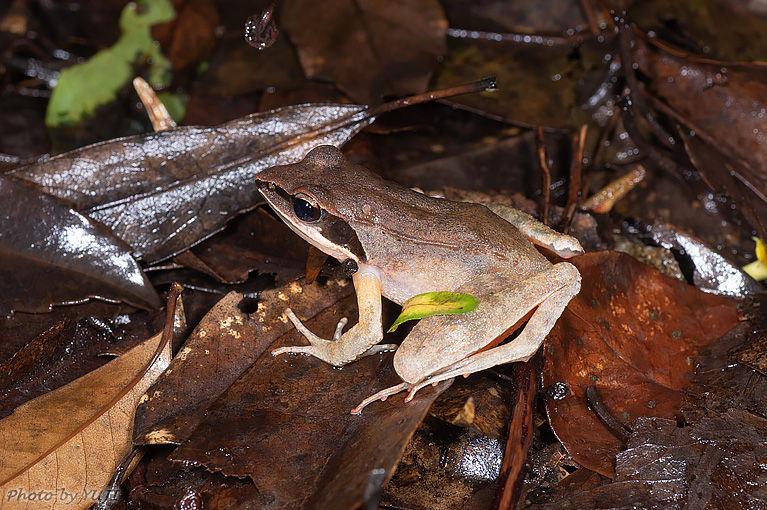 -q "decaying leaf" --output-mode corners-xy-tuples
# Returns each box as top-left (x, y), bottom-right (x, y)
(0, 292), (180, 509)
(631, 31), (767, 242)
(0, 175), (160, 315)
(530, 412), (767, 508)
(282, 0), (447, 104)
(45, 0), (175, 127)
(133, 279), (355, 446)
(166, 289), (451, 508)
(543, 251), (739, 477)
